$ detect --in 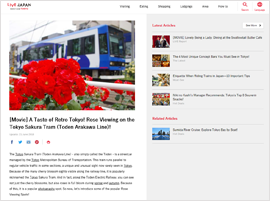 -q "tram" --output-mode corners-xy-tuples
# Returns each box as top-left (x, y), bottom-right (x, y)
(17, 24), (126, 79)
